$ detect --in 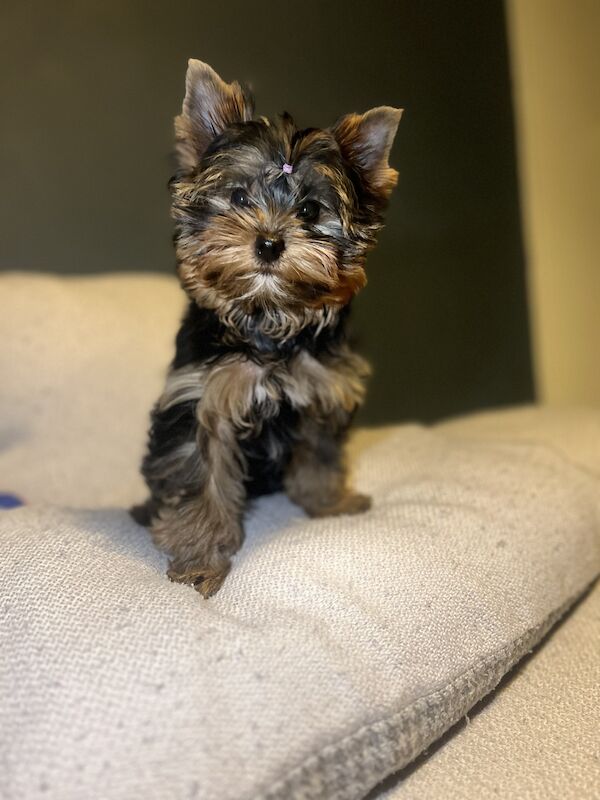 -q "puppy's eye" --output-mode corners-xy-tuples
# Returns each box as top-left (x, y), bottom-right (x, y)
(231, 187), (252, 208)
(297, 200), (320, 223)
